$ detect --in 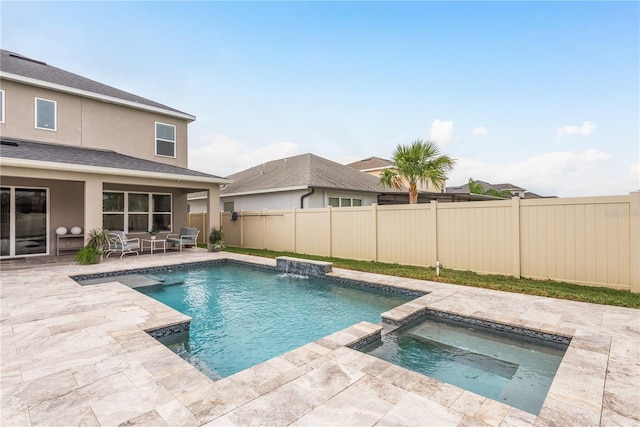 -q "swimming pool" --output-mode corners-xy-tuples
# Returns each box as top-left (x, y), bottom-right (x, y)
(135, 263), (413, 379)
(359, 314), (568, 415)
